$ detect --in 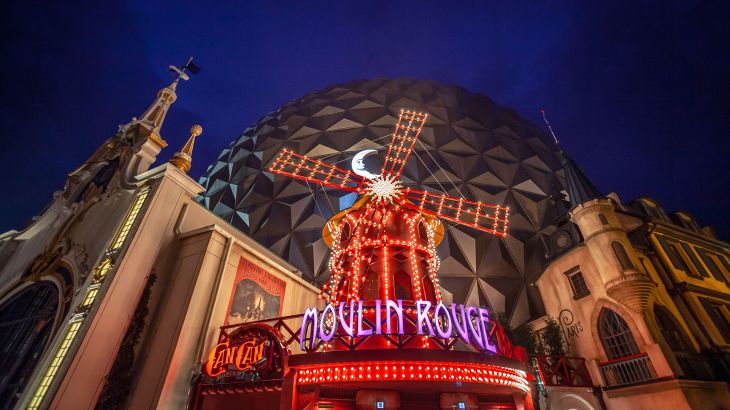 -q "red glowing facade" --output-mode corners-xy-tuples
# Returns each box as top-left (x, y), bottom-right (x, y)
(193, 110), (530, 410)
(270, 110), (509, 306)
